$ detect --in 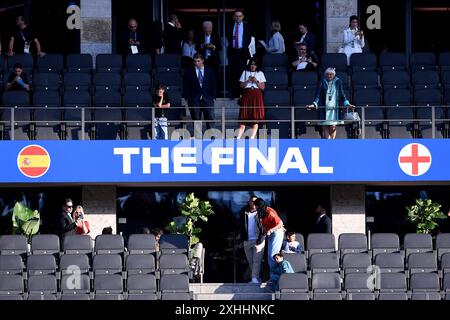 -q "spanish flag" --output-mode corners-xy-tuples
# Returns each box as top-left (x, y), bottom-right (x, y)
(17, 145), (51, 178)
